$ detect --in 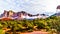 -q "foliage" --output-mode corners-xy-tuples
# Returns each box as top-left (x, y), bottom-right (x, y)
(0, 16), (60, 34)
